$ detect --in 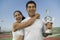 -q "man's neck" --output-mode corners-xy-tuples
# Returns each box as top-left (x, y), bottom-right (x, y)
(29, 14), (40, 19)
(29, 15), (35, 18)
